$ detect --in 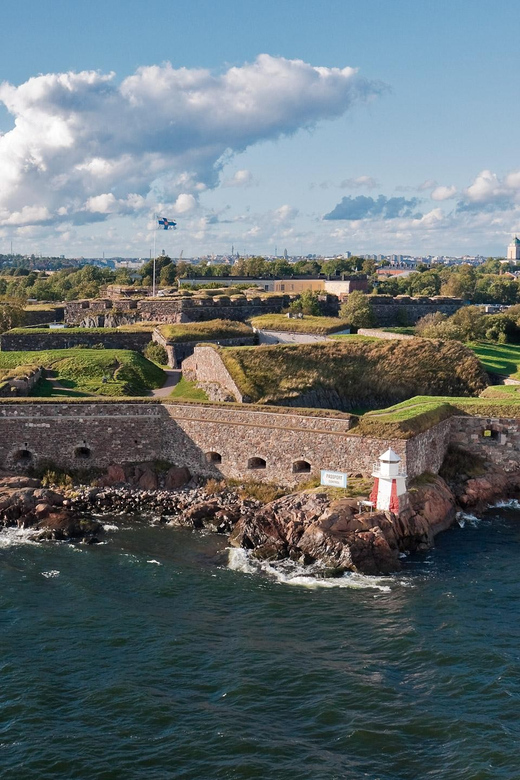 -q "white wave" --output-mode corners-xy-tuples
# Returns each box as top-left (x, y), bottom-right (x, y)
(0, 527), (38, 549)
(147, 559), (162, 565)
(41, 570), (60, 578)
(491, 498), (520, 510)
(102, 524), (119, 532)
(227, 548), (393, 591)
(456, 511), (482, 528)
